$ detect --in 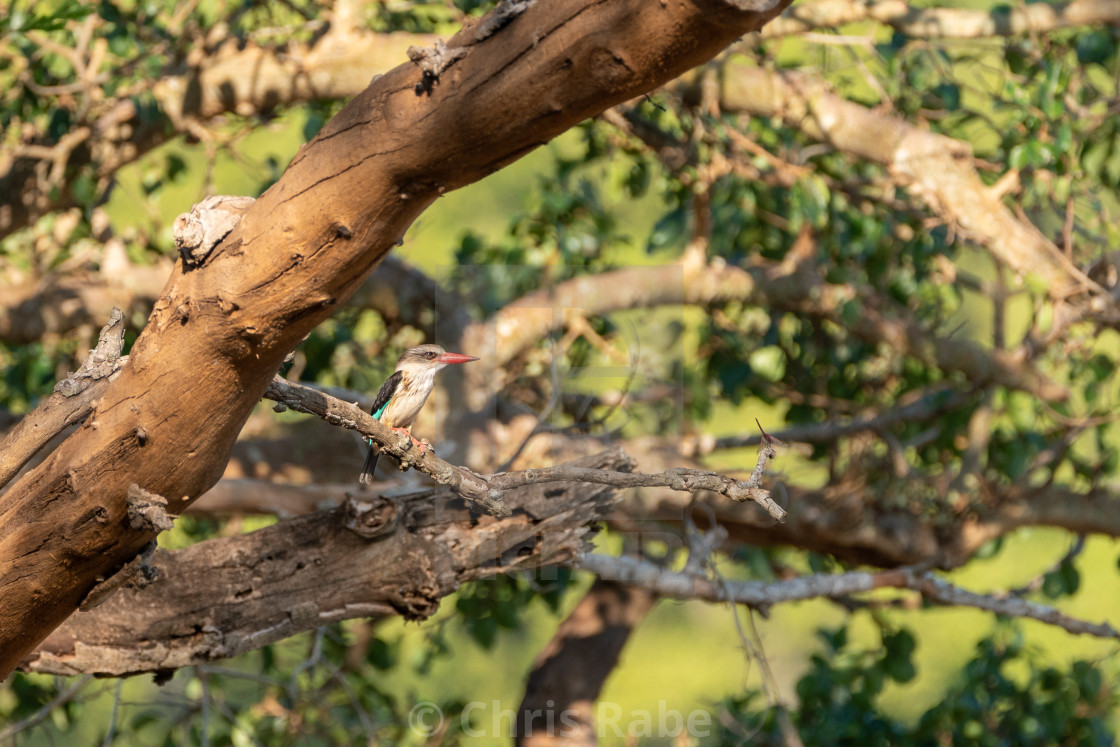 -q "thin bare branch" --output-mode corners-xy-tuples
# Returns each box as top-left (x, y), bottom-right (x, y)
(689, 386), (973, 453)
(0, 675), (94, 741)
(581, 554), (1120, 640)
(263, 376), (788, 521)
